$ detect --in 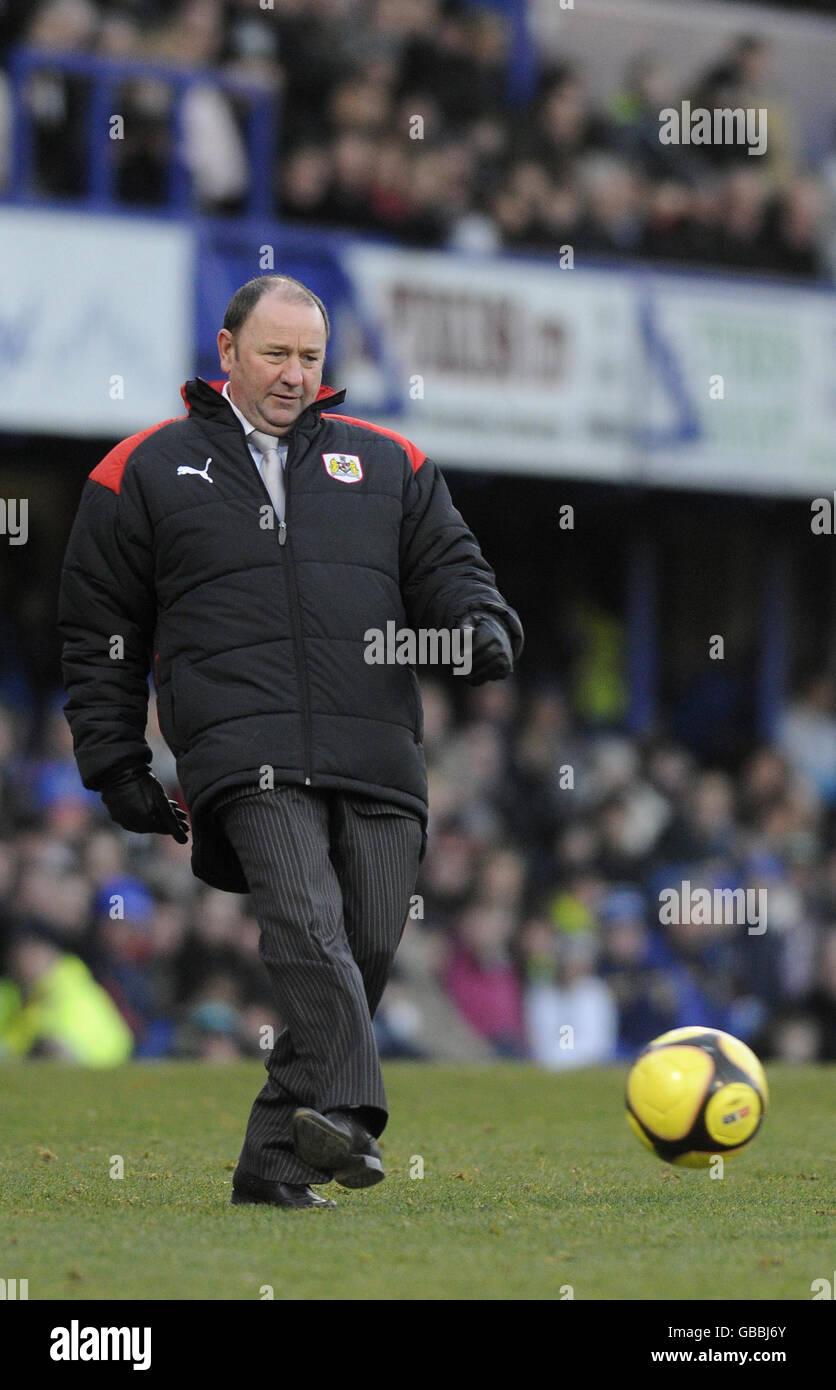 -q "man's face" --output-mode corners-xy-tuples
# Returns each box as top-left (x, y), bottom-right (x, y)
(217, 294), (327, 436)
